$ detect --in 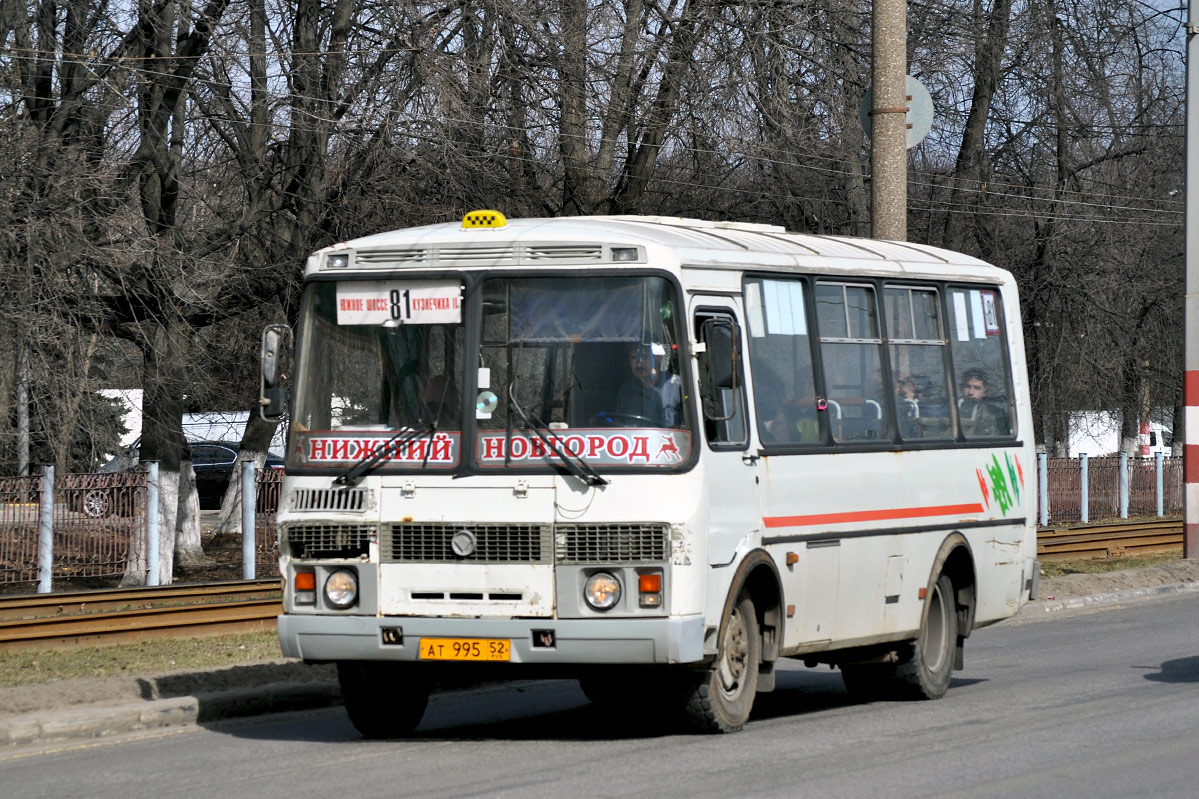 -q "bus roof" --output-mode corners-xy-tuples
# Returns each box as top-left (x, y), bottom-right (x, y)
(309, 214), (1006, 282)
